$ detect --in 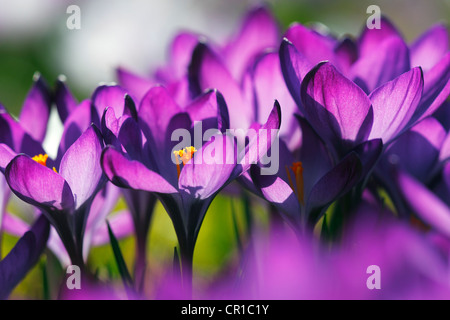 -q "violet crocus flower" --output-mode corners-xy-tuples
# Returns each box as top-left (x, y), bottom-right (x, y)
(5, 125), (105, 269)
(0, 214), (49, 300)
(281, 18), (449, 138)
(296, 61), (424, 159)
(101, 84), (280, 291)
(0, 75), (51, 237)
(250, 115), (382, 233)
